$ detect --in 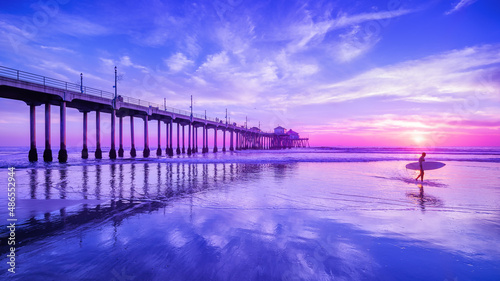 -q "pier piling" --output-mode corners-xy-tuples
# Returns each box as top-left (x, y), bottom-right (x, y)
(188, 123), (192, 155)
(182, 125), (185, 154)
(222, 129), (226, 152)
(156, 119), (162, 156)
(143, 116), (150, 157)
(43, 103), (52, 162)
(176, 123), (181, 155)
(95, 111), (102, 159)
(169, 119), (174, 156)
(58, 101), (68, 163)
(130, 116), (136, 157)
(230, 130), (234, 151)
(165, 121), (169, 156)
(118, 116), (124, 157)
(109, 109), (117, 159)
(28, 103), (38, 162)
(213, 127), (218, 153)
(81, 111), (89, 159)
(202, 125), (206, 153)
